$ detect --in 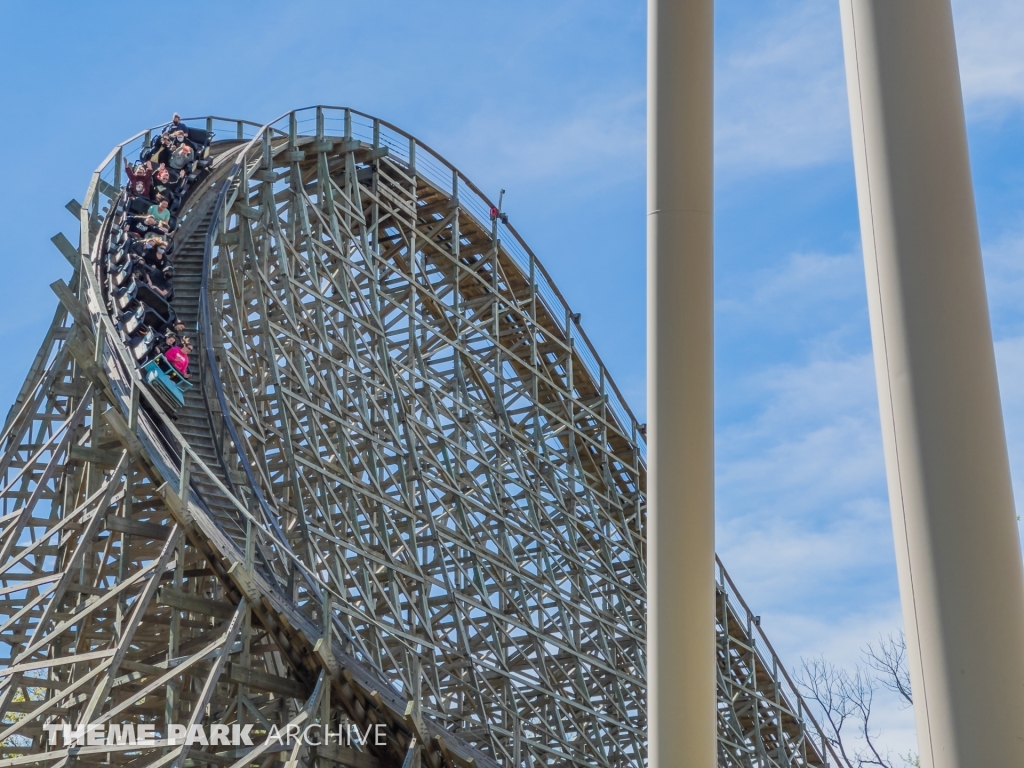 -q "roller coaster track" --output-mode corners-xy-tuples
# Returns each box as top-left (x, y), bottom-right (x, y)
(0, 109), (849, 768)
